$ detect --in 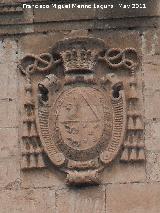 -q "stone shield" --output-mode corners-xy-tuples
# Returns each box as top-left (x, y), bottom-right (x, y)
(37, 82), (126, 168)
